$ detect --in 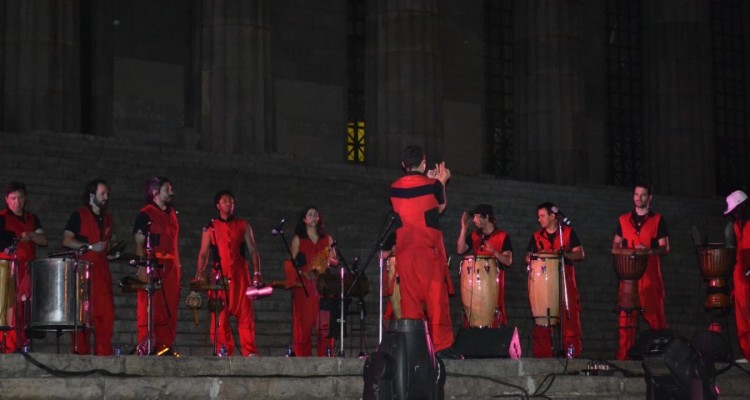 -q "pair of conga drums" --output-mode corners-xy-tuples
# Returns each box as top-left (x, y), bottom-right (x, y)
(613, 250), (649, 311)
(695, 243), (734, 309)
(528, 254), (561, 326)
